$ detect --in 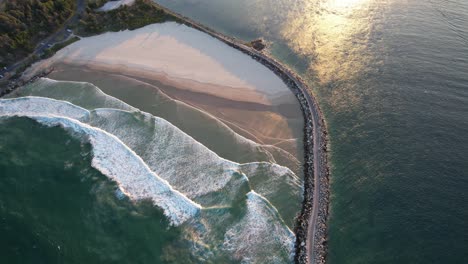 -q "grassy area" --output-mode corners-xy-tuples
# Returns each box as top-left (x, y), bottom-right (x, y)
(78, 0), (180, 36)
(0, 0), (76, 67)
